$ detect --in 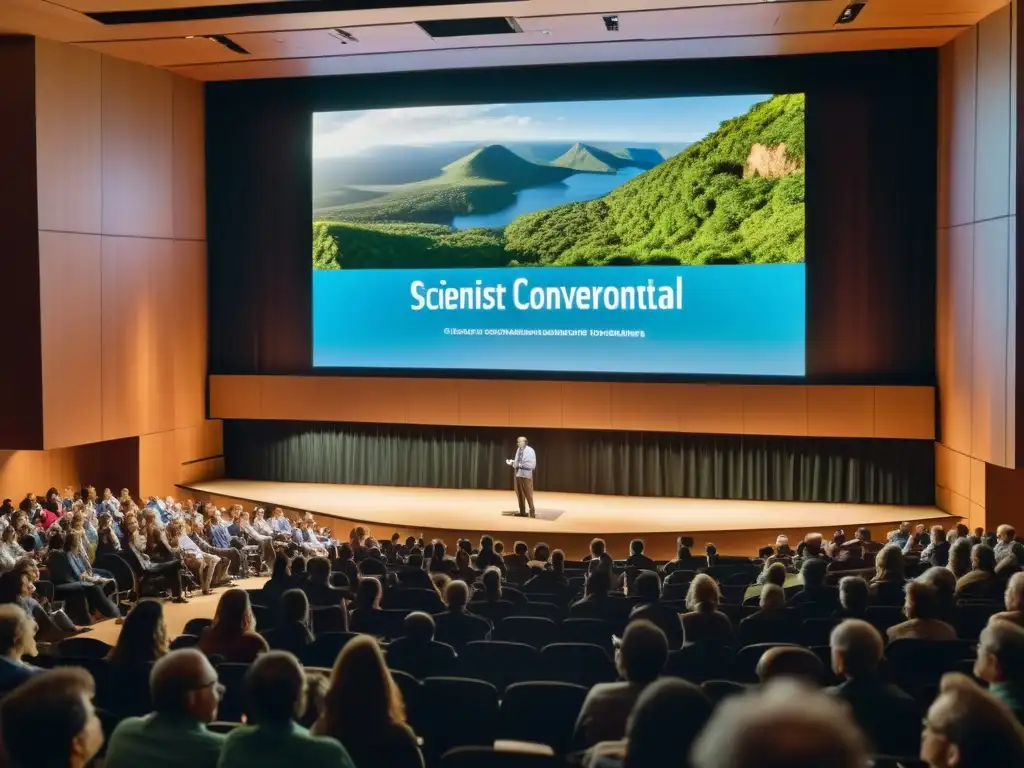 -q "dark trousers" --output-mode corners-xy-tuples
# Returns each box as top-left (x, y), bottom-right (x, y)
(146, 560), (185, 598)
(515, 476), (536, 516)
